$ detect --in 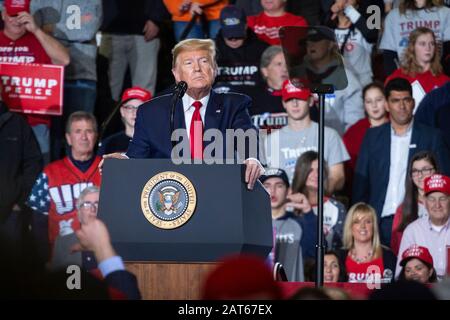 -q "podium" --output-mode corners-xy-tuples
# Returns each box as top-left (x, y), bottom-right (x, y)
(99, 159), (272, 299)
